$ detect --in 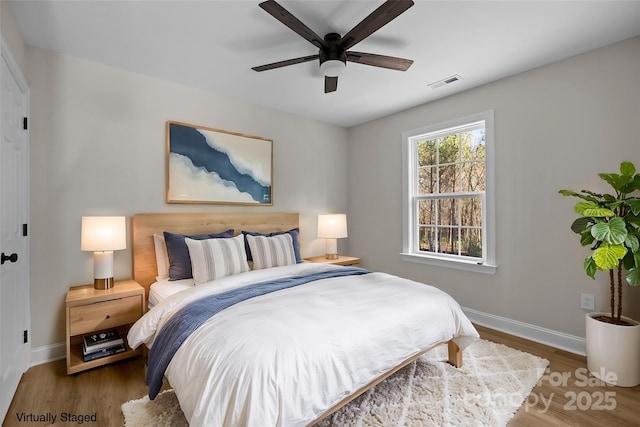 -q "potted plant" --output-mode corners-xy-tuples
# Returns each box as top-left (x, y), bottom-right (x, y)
(559, 161), (640, 387)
